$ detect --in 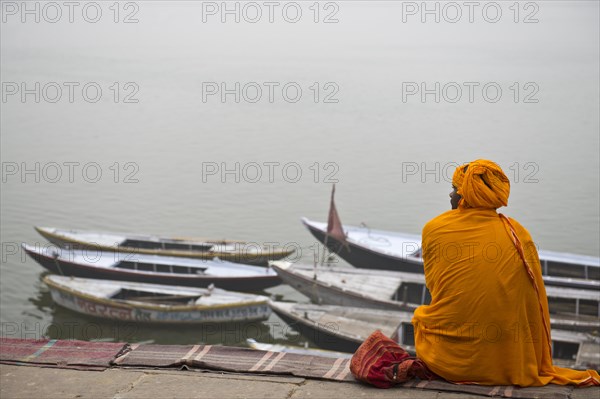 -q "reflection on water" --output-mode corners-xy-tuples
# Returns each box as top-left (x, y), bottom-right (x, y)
(41, 309), (279, 346)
